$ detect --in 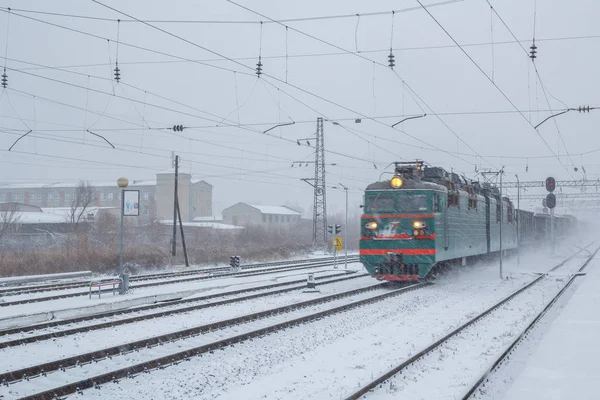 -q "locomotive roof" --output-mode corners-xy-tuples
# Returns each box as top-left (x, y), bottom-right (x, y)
(365, 178), (447, 191)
